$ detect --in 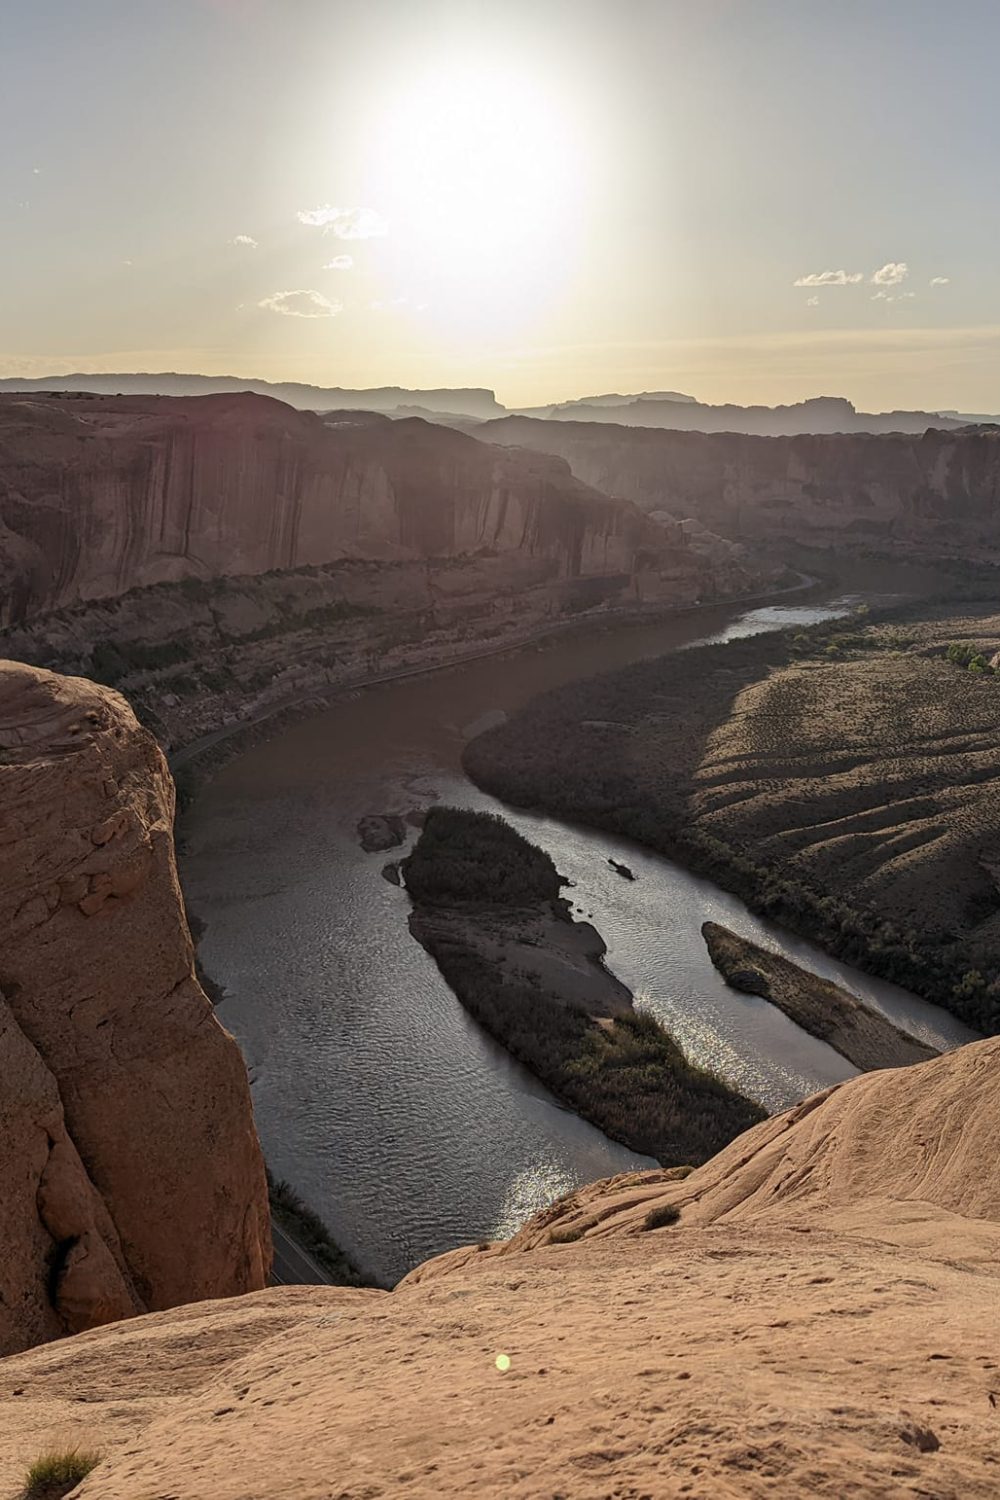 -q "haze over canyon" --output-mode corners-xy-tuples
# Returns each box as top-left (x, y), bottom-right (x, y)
(5, 1), (1000, 1494)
